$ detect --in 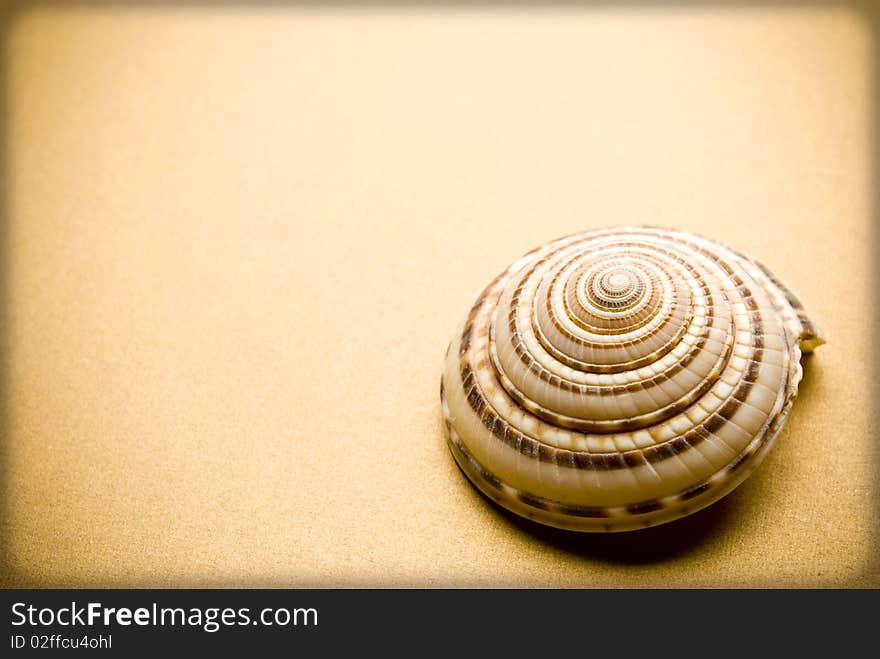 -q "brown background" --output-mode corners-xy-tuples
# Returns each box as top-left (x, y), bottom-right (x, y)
(1, 2), (877, 588)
